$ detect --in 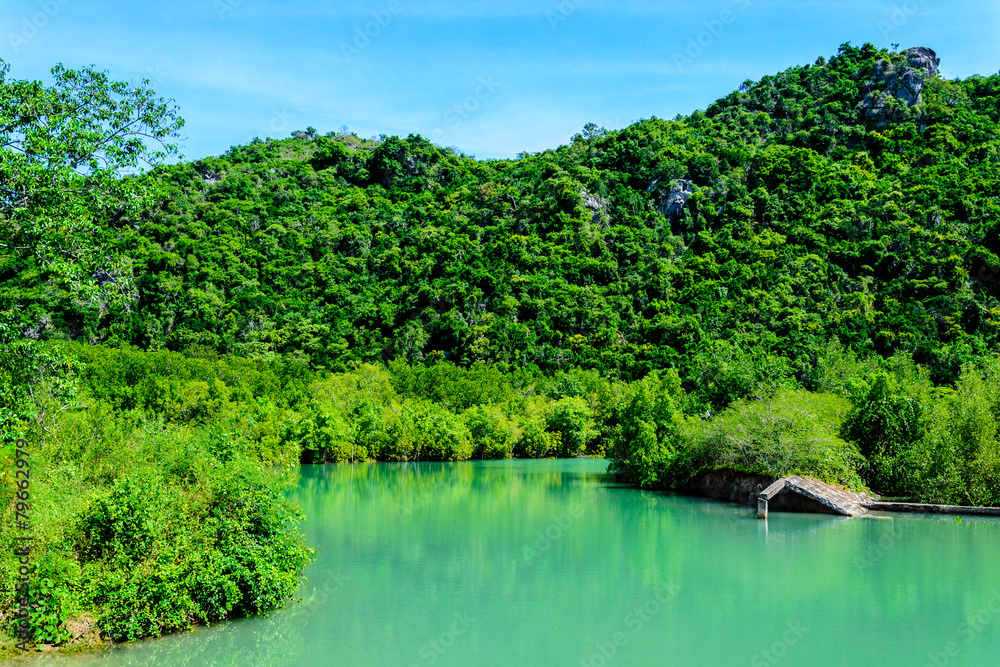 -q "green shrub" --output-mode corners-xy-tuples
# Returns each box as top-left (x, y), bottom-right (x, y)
(607, 371), (685, 487)
(918, 361), (1000, 506)
(351, 399), (474, 462)
(0, 344), (315, 649)
(400, 401), (474, 461)
(300, 409), (357, 463)
(3, 552), (78, 645)
(517, 419), (561, 458)
(463, 405), (519, 459)
(841, 372), (929, 496)
(545, 397), (596, 457)
(206, 461), (315, 616)
(805, 340), (880, 397)
(75, 476), (159, 564)
(74, 459), (314, 643)
(311, 363), (398, 417)
(92, 565), (199, 642)
(388, 360), (518, 412)
(684, 390), (866, 490)
(685, 340), (796, 411)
